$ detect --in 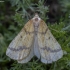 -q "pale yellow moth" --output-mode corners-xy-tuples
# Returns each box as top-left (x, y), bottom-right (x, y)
(6, 14), (63, 64)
